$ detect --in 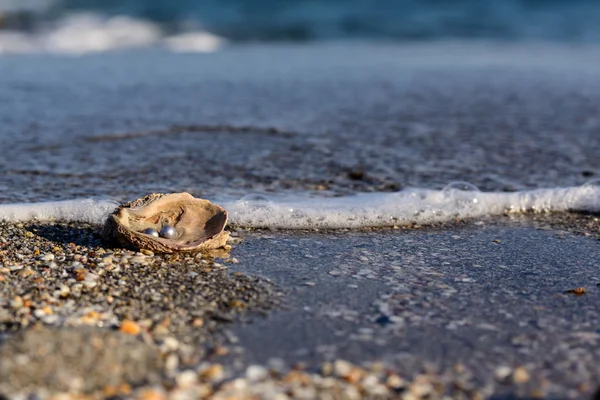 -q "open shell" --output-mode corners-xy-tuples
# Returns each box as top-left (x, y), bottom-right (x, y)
(102, 193), (229, 253)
